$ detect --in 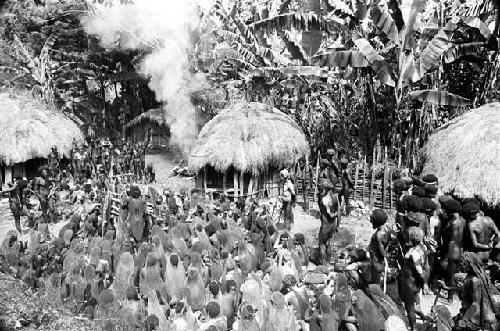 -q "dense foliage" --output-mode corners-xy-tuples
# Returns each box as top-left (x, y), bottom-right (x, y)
(0, 0), (498, 166)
